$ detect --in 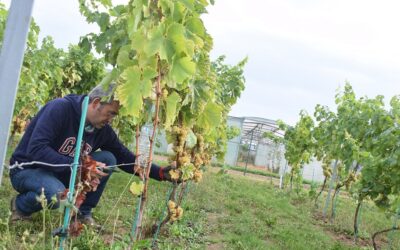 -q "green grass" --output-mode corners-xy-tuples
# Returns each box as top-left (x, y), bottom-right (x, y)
(0, 157), (399, 249)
